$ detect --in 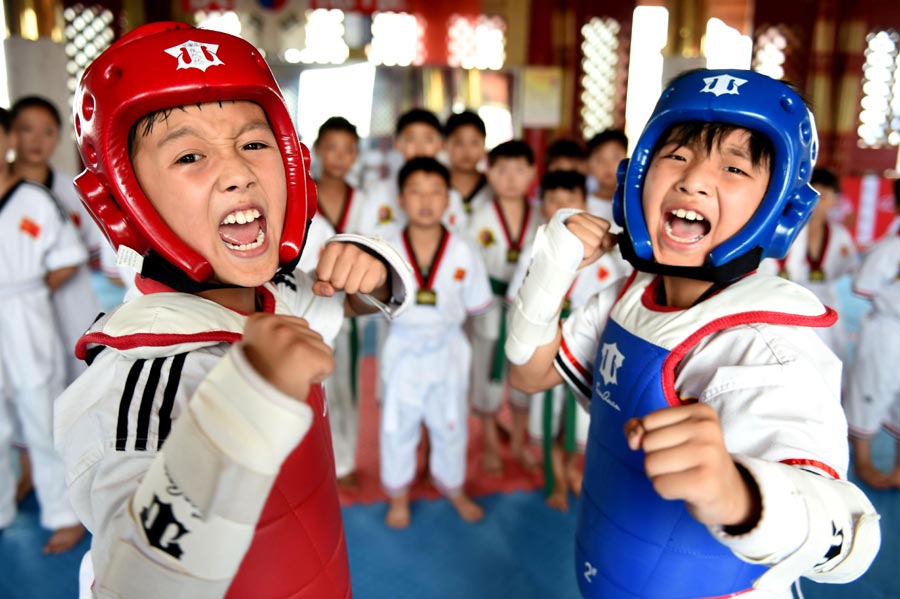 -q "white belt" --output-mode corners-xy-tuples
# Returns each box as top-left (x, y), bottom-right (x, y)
(0, 277), (45, 299)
